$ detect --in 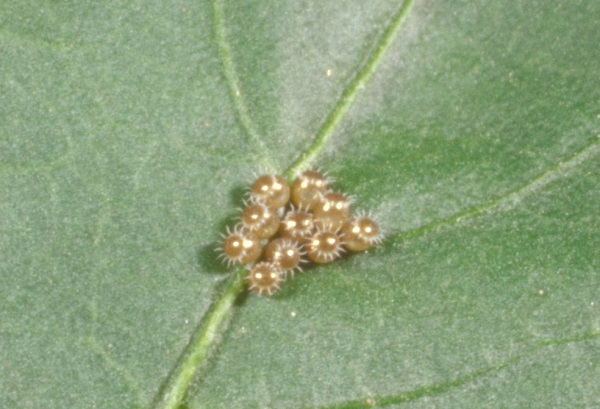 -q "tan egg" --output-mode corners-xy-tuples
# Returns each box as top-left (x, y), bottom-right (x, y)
(219, 226), (262, 266)
(341, 215), (383, 252)
(264, 238), (305, 275)
(250, 174), (290, 209)
(305, 227), (345, 264)
(240, 200), (280, 239)
(313, 191), (352, 230)
(247, 262), (284, 296)
(290, 170), (331, 210)
(279, 208), (314, 241)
